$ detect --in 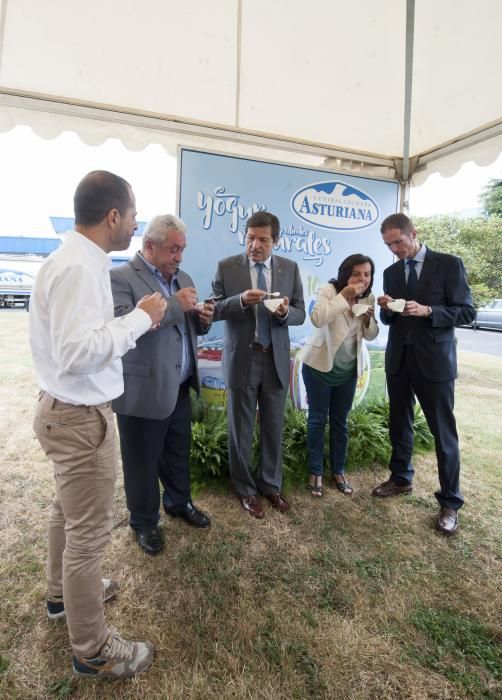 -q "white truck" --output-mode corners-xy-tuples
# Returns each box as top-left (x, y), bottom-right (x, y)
(0, 255), (44, 309)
